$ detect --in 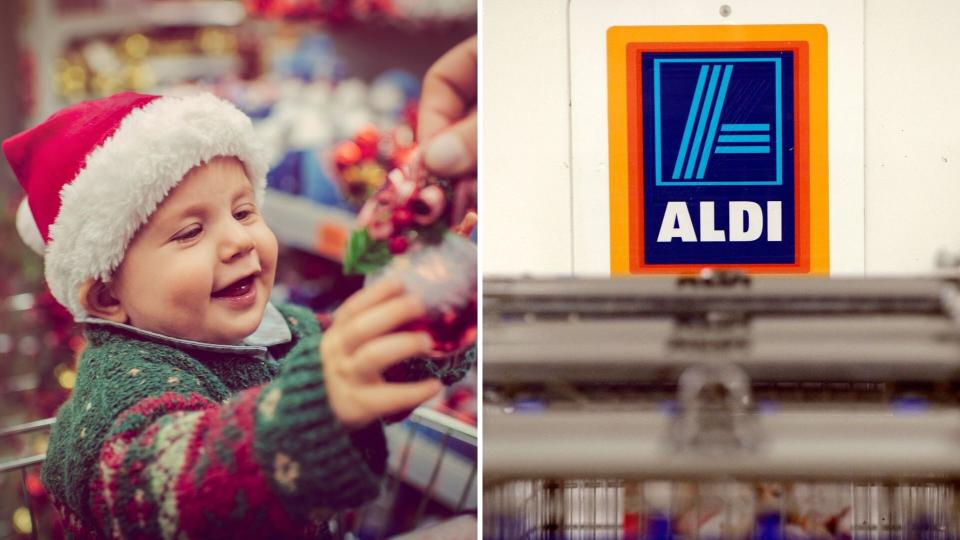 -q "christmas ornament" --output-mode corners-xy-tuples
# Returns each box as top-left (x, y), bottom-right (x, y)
(343, 160), (476, 357)
(332, 123), (417, 207)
